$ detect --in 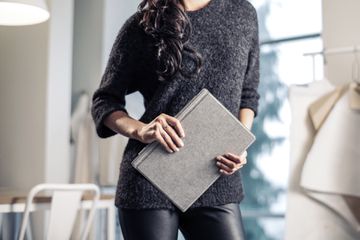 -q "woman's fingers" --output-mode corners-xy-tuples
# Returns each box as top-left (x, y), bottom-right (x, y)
(152, 114), (185, 152)
(223, 152), (241, 163)
(158, 117), (184, 149)
(154, 124), (174, 153)
(216, 162), (236, 175)
(164, 125), (184, 149)
(153, 122), (179, 153)
(225, 151), (247, 164)
(160, 127), (180, 152)
(216, 155), (238, 172)
(215, 152), (248, 175)
(163, 115), (185, 138)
